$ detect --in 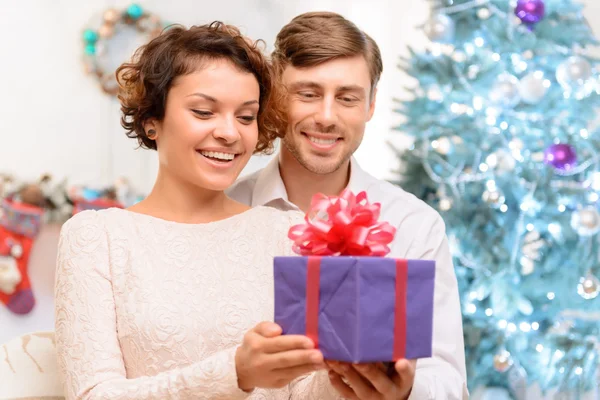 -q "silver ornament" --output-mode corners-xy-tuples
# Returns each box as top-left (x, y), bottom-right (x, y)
(424, 14), (455, 43)
(556, 56), (595, 98)
(452, 51), (467, 63)
(519, 71), (549, 104)
(489, 74), (521, 108)
(476, 387), (513, 400)
(432, 137), (452, 155)
(493, 350), (513, 372)
(571, 206), (600, 236)
(468, 65), (480, 79)
(578, 273), (600, 300)
(520, 230), (545, 275)
(520, 256), (535, 276)
(486, 150), (516, 173)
